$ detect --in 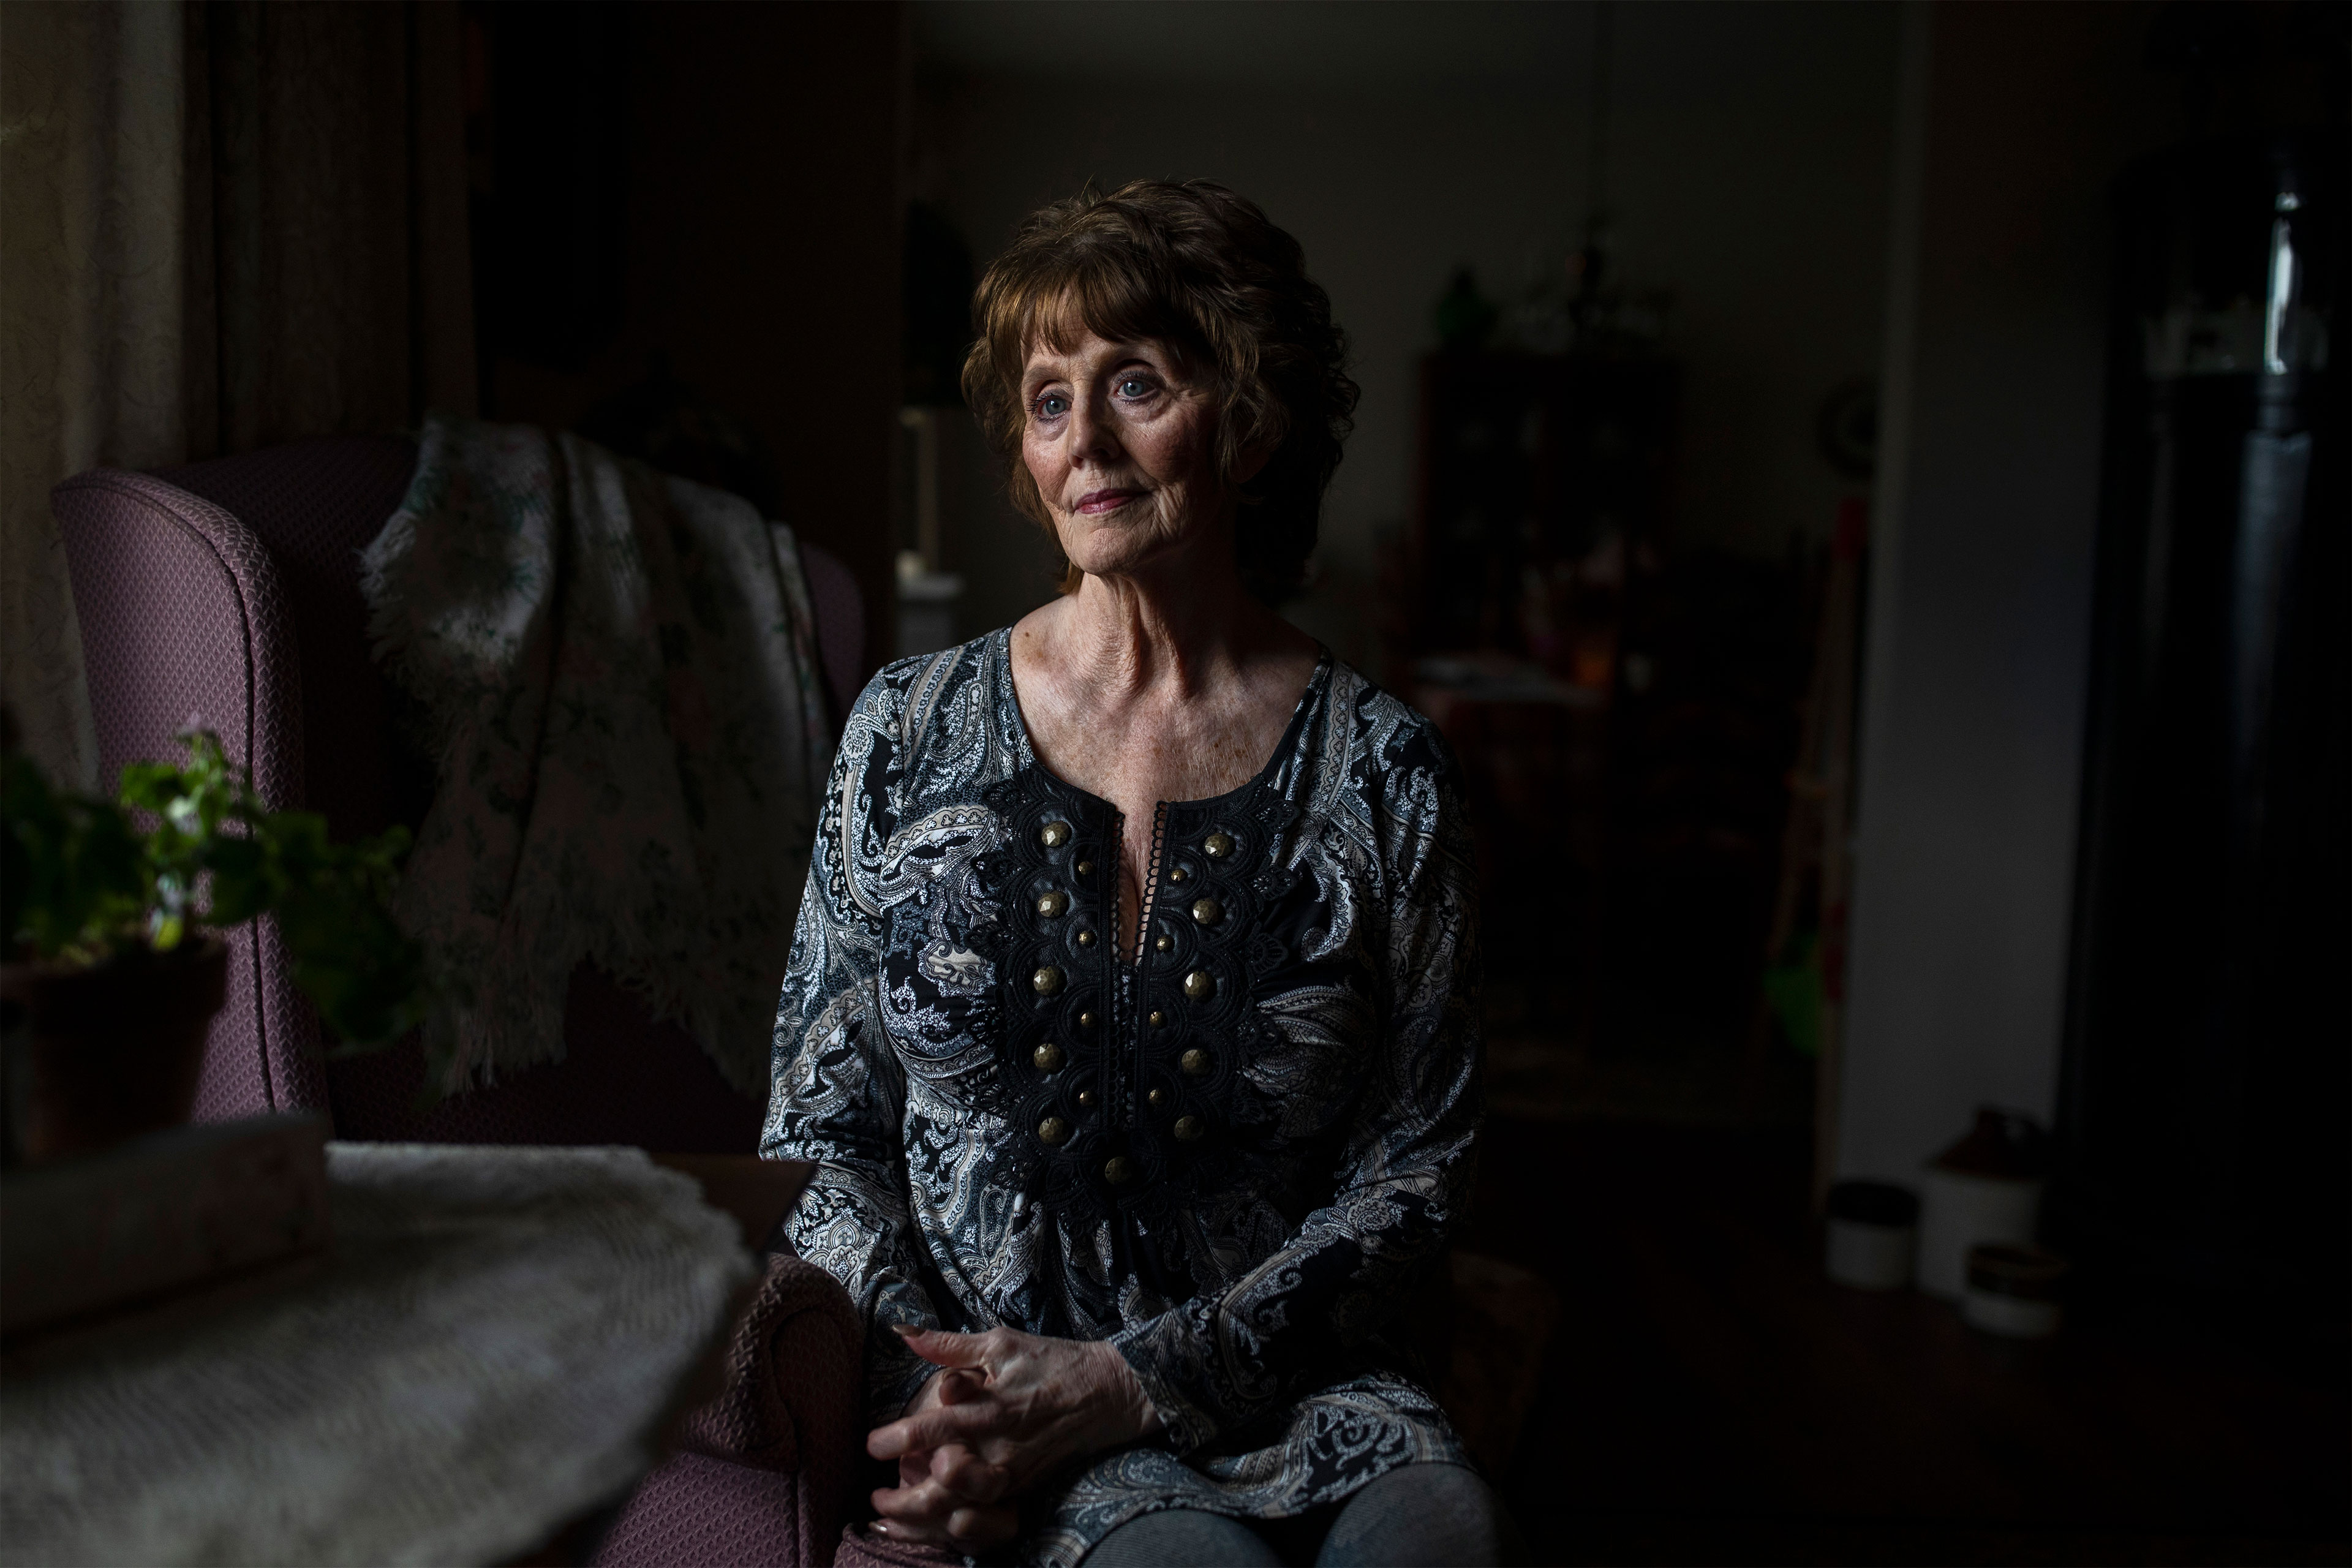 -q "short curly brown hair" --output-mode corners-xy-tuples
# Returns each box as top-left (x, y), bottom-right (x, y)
(961, 179), (1359, 600)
